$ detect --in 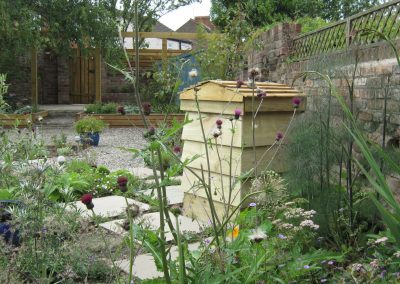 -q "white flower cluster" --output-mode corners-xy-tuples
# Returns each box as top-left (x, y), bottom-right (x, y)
(284, 208), (317, 219)
(284, 208), (304, 219)
(280, 223), (294, 230)
(302, 210), (317, 218)
(300, 219), (319, 230)
(393, 251), (400, 258)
